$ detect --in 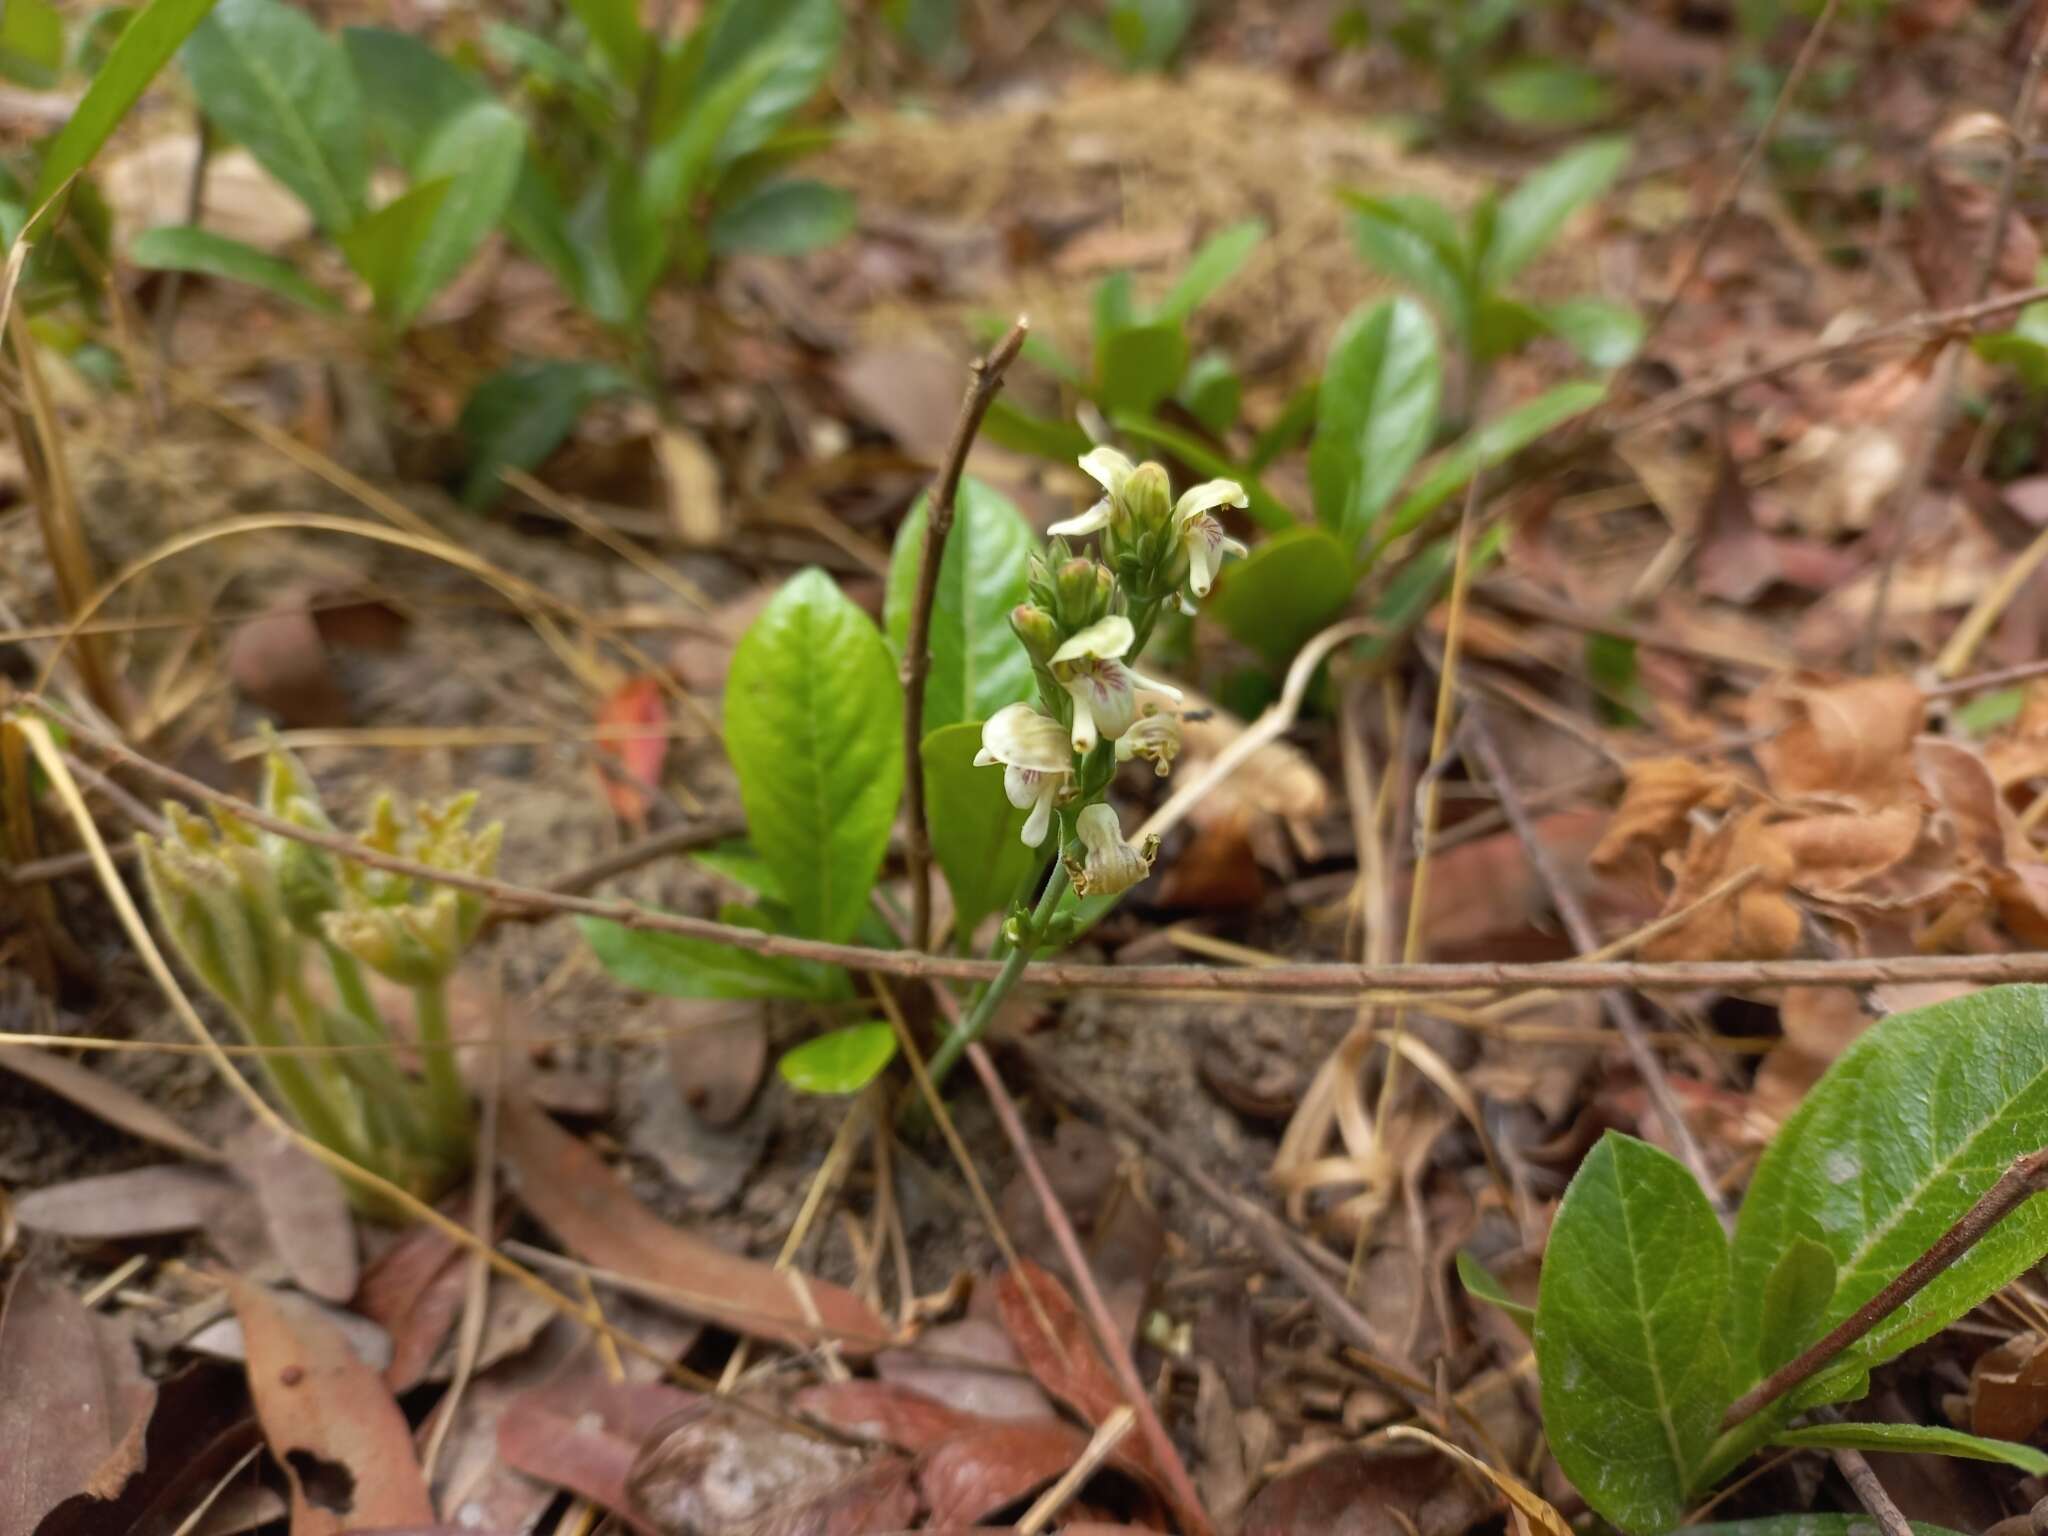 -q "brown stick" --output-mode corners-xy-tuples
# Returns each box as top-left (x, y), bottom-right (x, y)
(1720, 1146), (2048, 1432)
(1831, 1446), (1913, 1536)
(901, 319), (1029, 953)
